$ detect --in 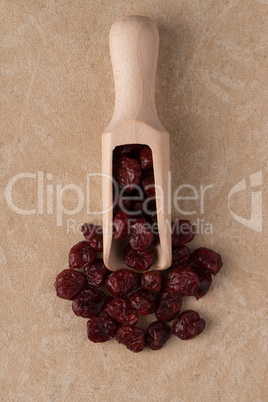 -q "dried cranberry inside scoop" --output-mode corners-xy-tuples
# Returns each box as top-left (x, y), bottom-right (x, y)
(123, 244), (154, 272)
(129, 217), (154, 250)
(113, 155), (141, 192)
(172, 310), (206, 340)
(69, 241), (96, 270)
(138, 146), (153, 170)
(113, 211), (129, 241)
